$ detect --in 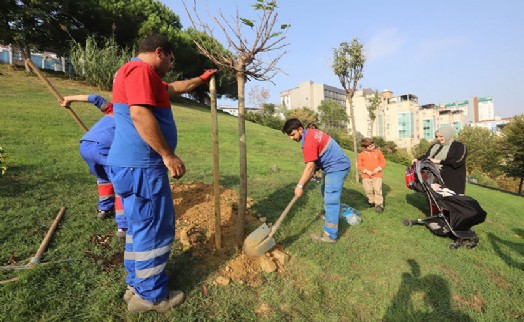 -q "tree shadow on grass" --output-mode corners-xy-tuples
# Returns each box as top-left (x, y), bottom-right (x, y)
(487, 229), (524, 271)
(383, 259), (473, 322)
(405, 191), (429, 214)
(0, 165), (44, 197)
